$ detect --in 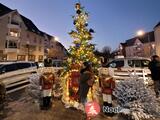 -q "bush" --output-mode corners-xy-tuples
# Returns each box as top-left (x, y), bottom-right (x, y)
(114, 79), (160, 120)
